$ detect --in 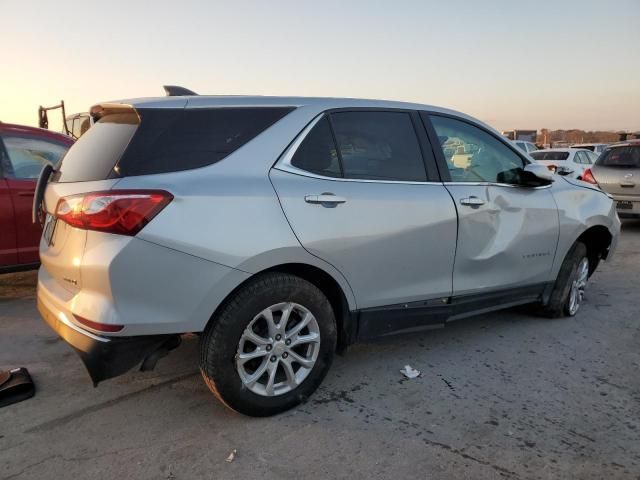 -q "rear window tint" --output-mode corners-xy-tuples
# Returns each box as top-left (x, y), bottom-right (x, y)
(530, 151), (569, 161)
(597, 146), (640, 168)
(56, 107), (294, 182)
